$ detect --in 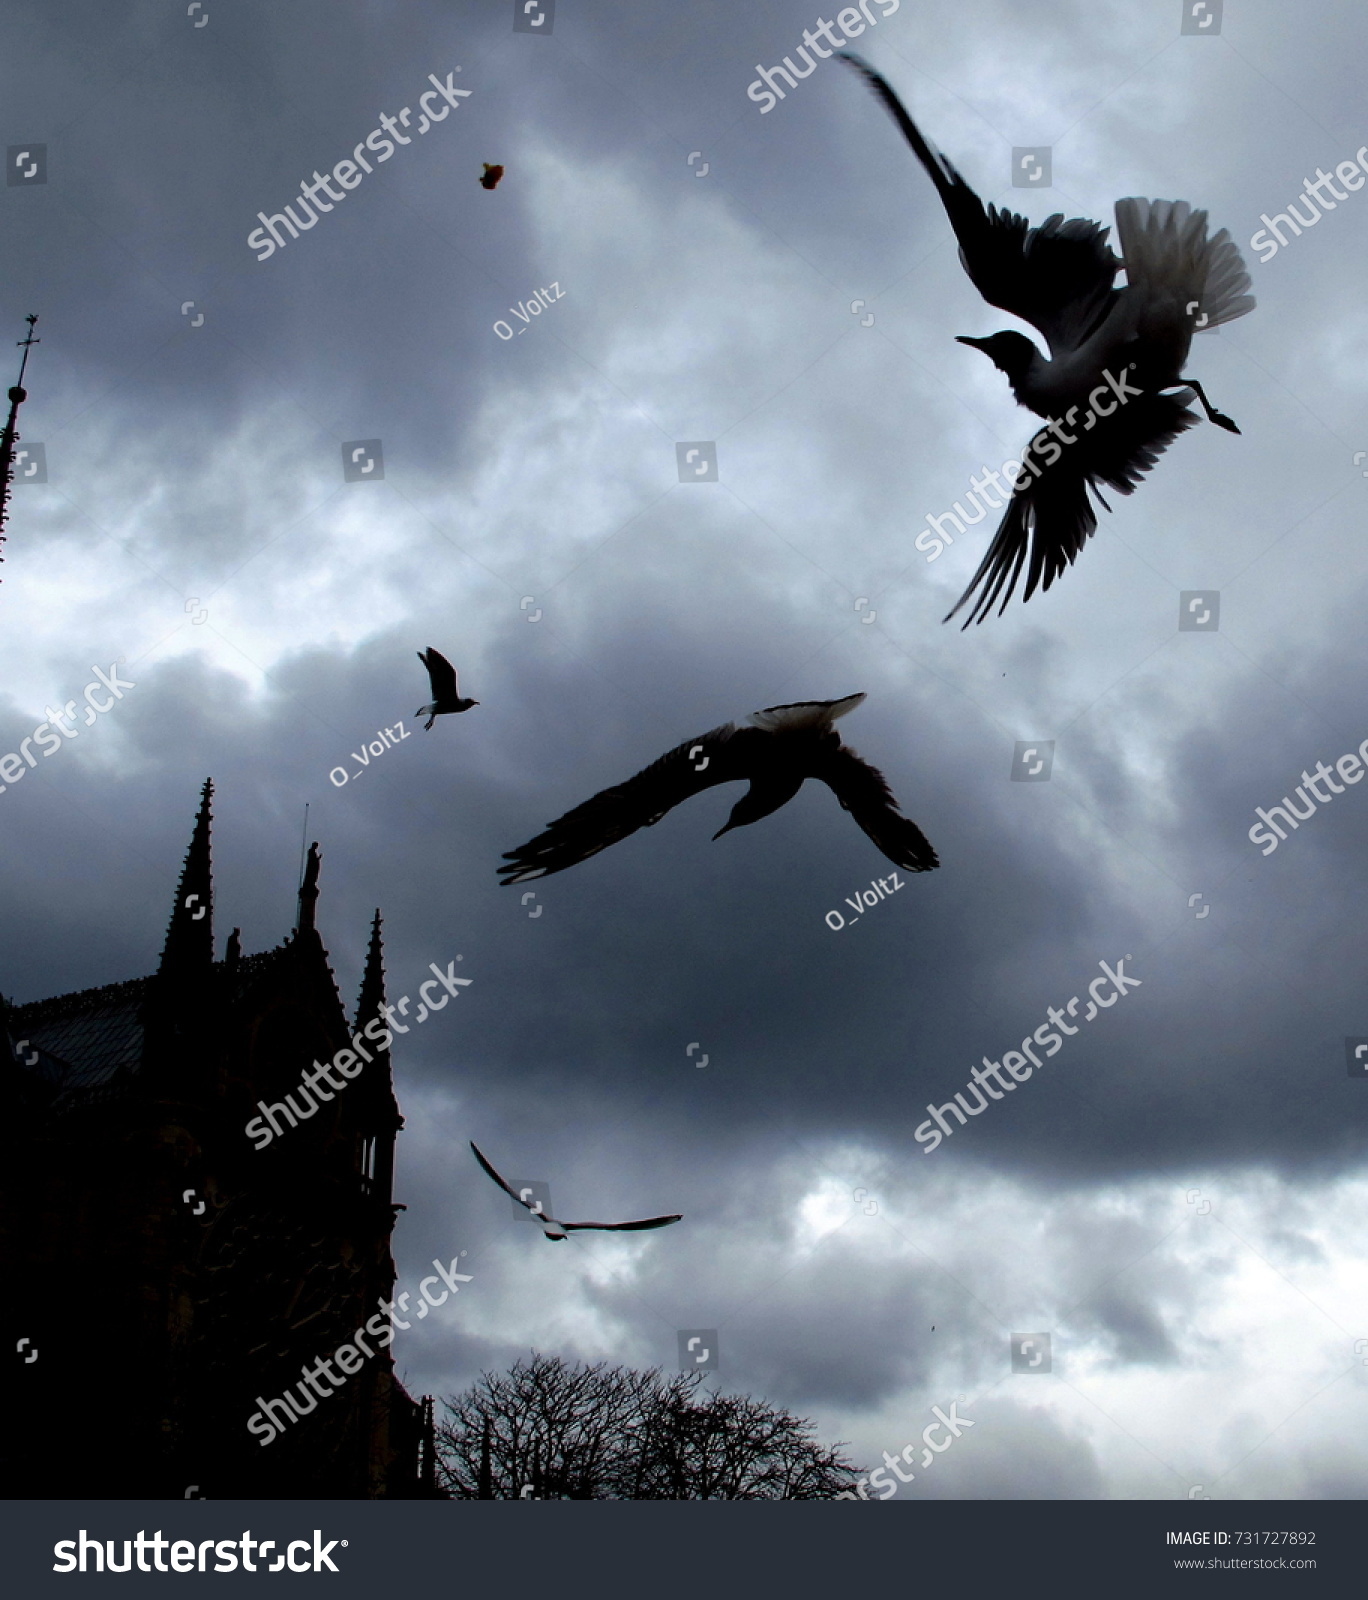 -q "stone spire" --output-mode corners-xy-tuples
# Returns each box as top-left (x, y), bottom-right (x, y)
(158, 779), (214, 979)
(355, 910), (385, 1034)
(354, 909), (401, 1206)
